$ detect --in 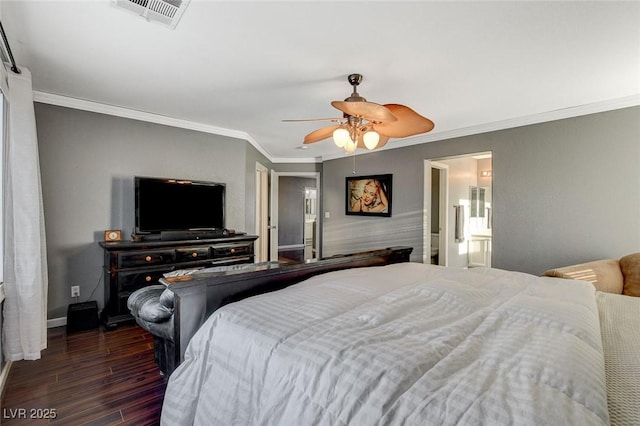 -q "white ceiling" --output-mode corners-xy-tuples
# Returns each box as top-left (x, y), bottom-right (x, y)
(1, 1), (639, 162)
